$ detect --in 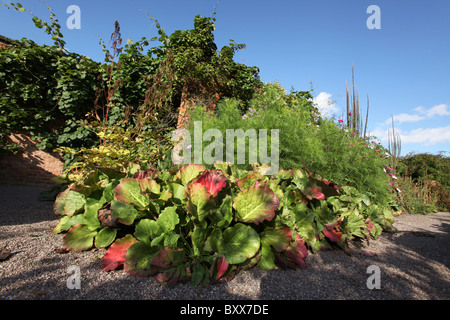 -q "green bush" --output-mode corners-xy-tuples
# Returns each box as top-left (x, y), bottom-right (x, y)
(395, 152), (449, 213)
(397, 152), (450, 191)
(187, 82), (394, 207)
(0, 39), (101, 150)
